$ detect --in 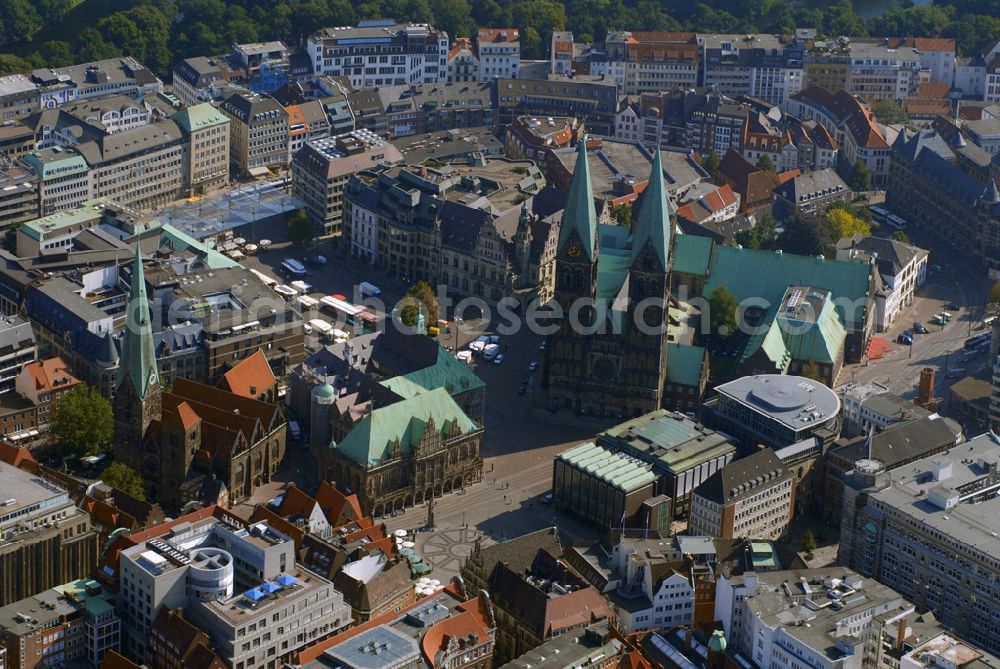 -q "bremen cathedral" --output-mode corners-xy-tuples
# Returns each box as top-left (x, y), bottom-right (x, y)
(542, 141), (674, 419)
